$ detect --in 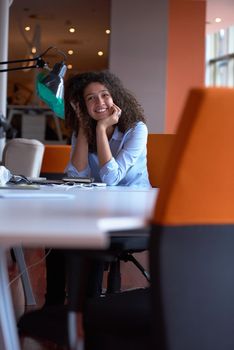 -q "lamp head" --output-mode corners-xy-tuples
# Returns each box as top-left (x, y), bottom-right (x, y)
(36, 61), (67, 119)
